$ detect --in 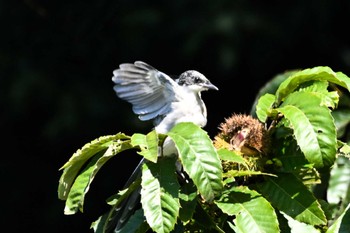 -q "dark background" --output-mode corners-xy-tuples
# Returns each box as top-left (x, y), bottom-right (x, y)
(2, 1), (350, 232)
